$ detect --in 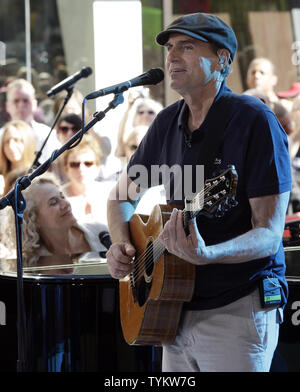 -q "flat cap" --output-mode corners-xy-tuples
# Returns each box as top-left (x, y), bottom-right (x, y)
(156, 13), (237, 61)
